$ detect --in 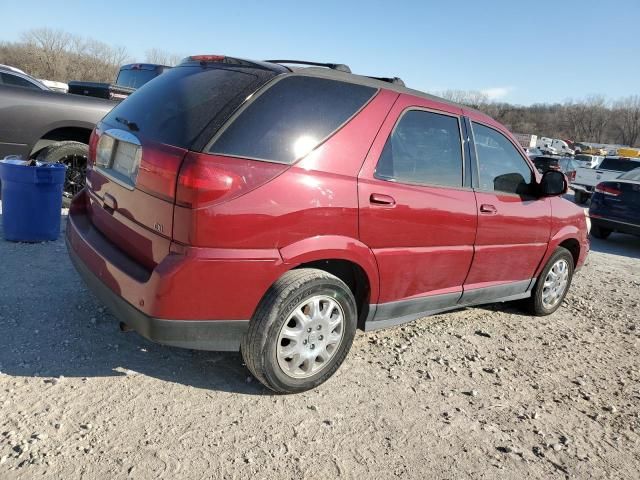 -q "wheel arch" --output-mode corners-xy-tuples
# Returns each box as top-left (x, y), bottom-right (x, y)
(30, 124), (94, 157)
(279, 236), (380, 329)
